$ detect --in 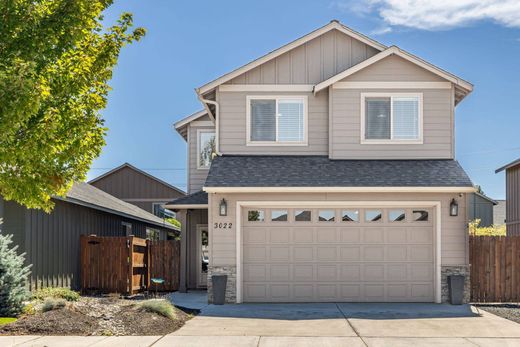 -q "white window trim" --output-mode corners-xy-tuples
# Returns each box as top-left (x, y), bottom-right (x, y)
(360, 92), (423, 145)
(197, 129), (215, 170)
(246, 95), (308, 146)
